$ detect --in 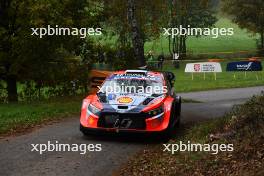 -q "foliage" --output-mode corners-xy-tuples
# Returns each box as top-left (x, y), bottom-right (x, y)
(227, 92), (264, 137)
(101, 0), (167, 65)
(119, 93), (264, 176)
(103, 0), (166, 46)
(222, 0), (264, 55)
(0, 0), (102, 102)
(167, 0), (217, 58)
